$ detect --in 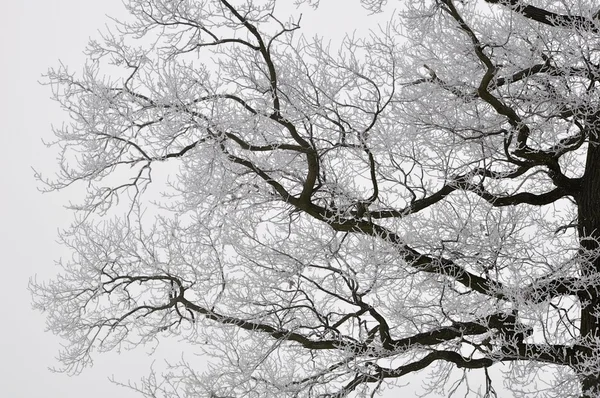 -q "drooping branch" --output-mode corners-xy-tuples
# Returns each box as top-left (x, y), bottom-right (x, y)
(179, 297), (369, 353)
(328, 351), (495, 398)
